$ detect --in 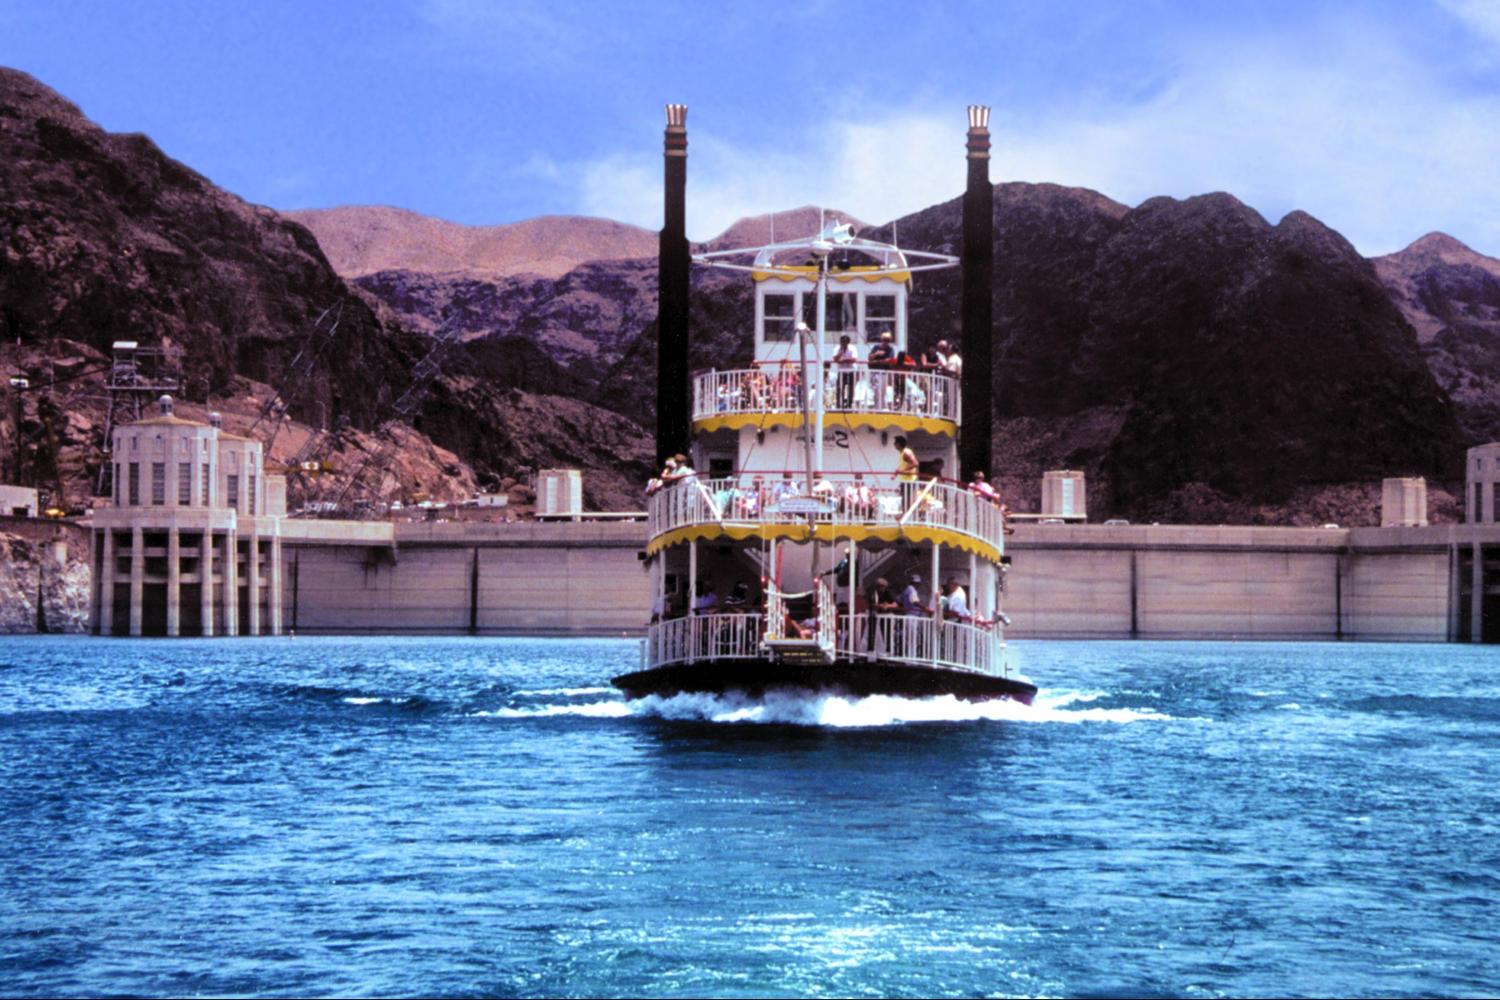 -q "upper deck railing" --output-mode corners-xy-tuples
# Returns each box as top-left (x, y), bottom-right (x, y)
(692, 365), (960, 425)
(648, 473), (1005, 555)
